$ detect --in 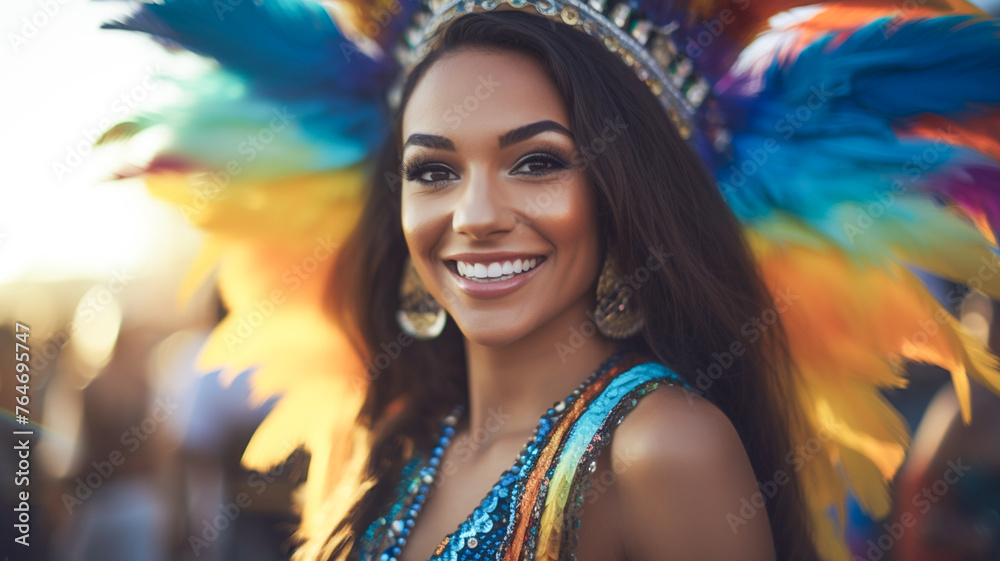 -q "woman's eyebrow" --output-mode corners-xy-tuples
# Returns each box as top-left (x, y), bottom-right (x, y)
(498, 120), (572, 148)
(403, 133), (455, 151)
(402, 119), (572, 152)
